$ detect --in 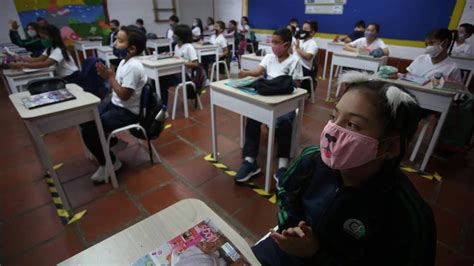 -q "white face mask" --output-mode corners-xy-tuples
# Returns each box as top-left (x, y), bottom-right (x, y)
(425, 45), (443, 58)
(458, 33), (466, 40)
(192, 22), (198, 26)
(27, 30), (37, 37)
